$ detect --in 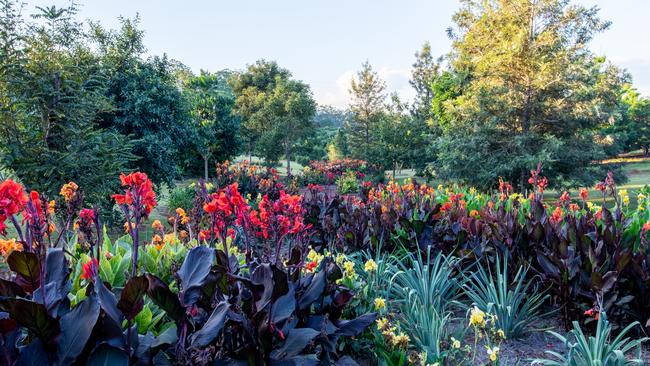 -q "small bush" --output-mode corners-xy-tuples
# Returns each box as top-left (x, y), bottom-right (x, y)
(167, 185), (195, 213)
(532, 312), (647, 366)
(337, 170), (360, 194)
(462, 256), (548, 339)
